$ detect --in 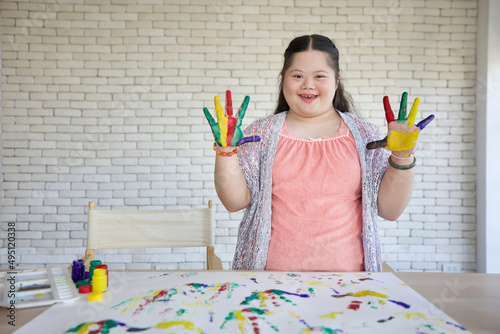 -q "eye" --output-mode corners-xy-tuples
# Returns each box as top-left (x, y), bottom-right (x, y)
(293, 74), (303, 79)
